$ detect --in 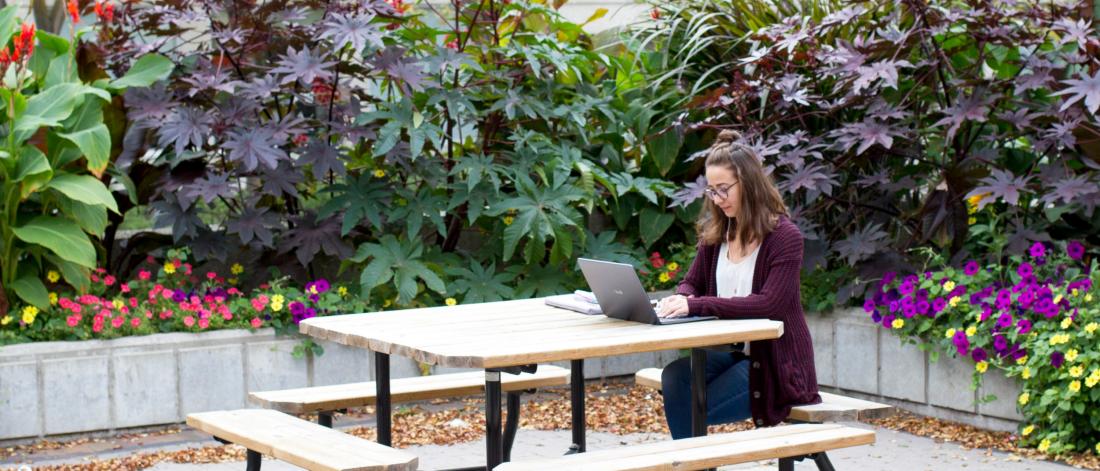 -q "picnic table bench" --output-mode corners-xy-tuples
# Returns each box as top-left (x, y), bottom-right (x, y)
(186, 409), (417, 471)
